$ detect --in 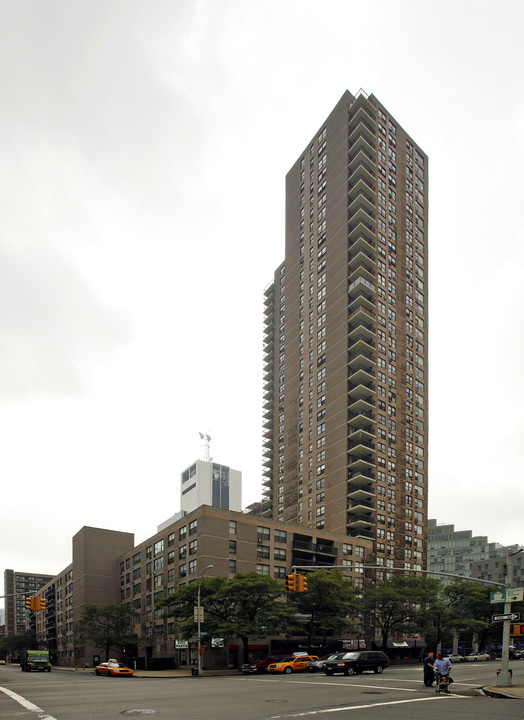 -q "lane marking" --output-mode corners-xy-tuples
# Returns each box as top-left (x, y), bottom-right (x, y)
(0, 687), (58, 720)
(269, 694), (467, 718)
(258, 679), (416, 692)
